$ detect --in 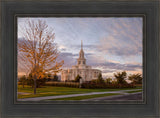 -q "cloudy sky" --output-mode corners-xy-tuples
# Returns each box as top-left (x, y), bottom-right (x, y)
(18, 17), (143, 78)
